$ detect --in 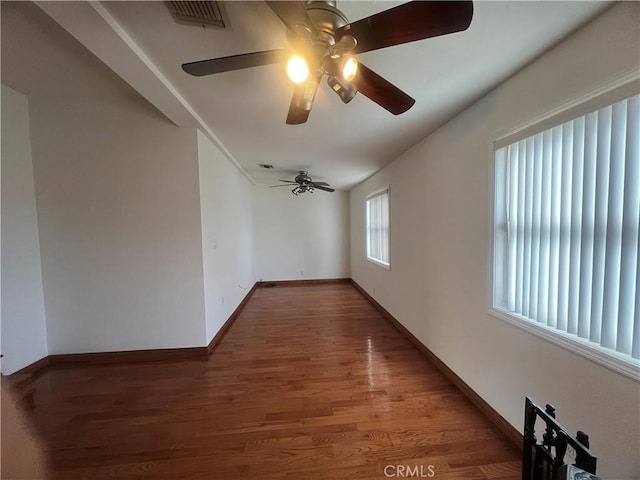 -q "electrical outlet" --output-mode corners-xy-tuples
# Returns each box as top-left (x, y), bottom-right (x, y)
(300, 270), (304, 276)
(373, 288), (376, 295)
